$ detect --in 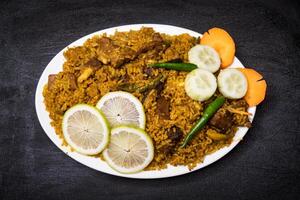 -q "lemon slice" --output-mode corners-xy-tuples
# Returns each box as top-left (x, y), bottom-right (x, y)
(62, 104), (110, 155)
(103, 126), (154, 173)
(96, 91), (146, 129)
